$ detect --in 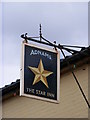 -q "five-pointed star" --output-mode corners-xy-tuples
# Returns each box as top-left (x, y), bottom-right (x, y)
(28, 59), (53, 88)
